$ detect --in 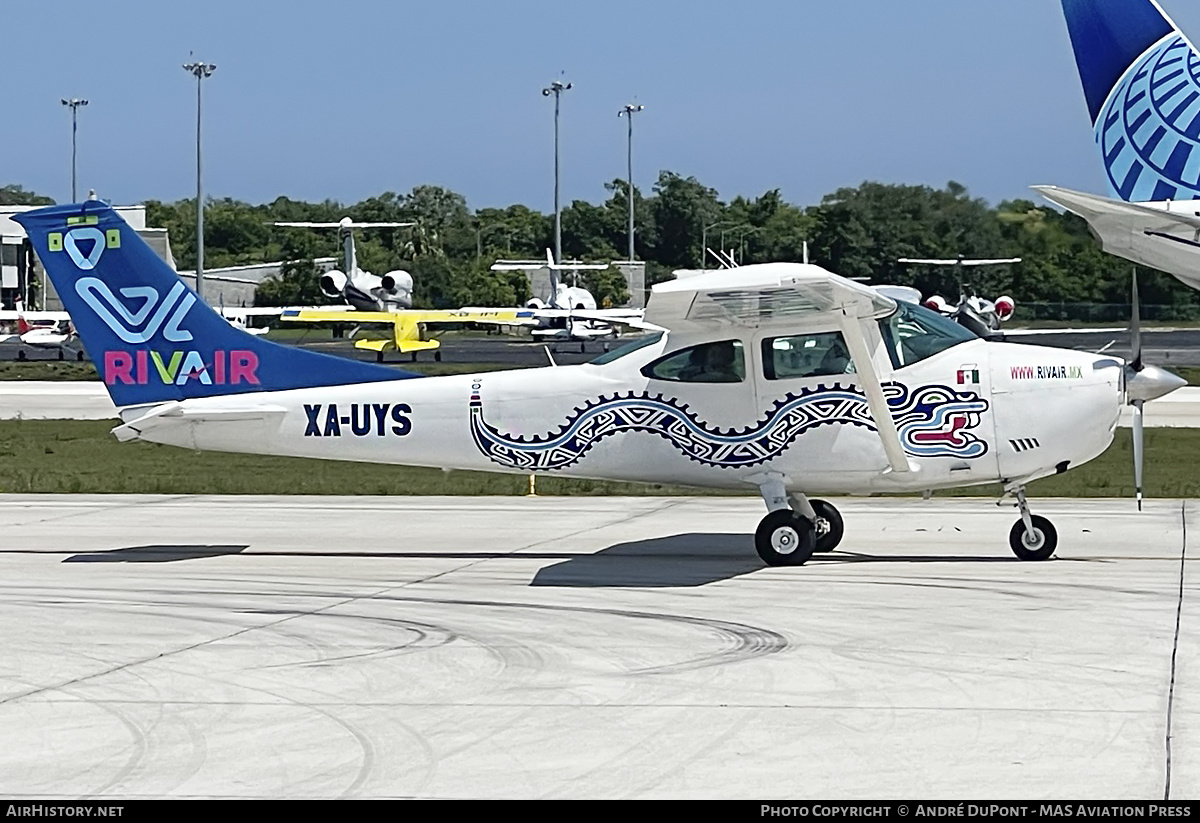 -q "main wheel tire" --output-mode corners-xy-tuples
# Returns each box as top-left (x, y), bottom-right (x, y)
(56, 350), (64, 361)
(17, 350), (27, 361)
(1009, 514), (1058, 561)
(76, 351), (85, 361)
(810, 499), (845, 553)
(754, 510), (816, 567)
(434, 351), (442, 362)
